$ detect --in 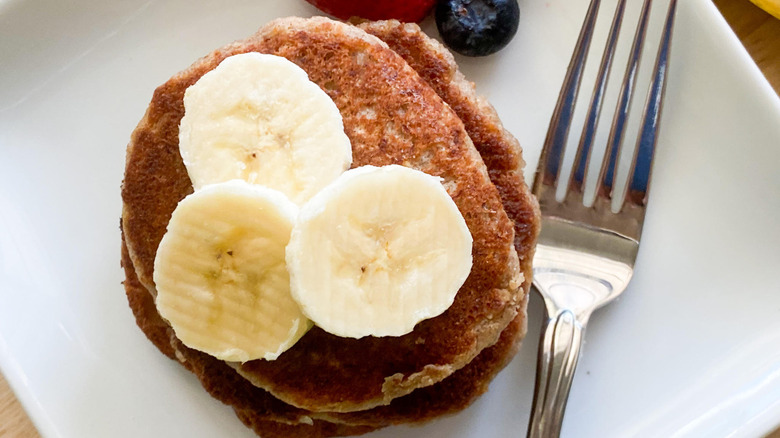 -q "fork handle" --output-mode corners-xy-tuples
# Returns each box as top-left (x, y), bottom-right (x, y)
(527, 307), (585, 438)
